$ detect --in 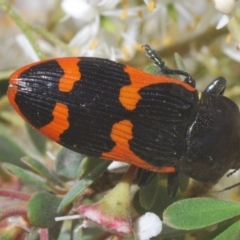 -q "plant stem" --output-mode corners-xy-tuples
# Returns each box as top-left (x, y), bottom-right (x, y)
(0, 0), (45, 60)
